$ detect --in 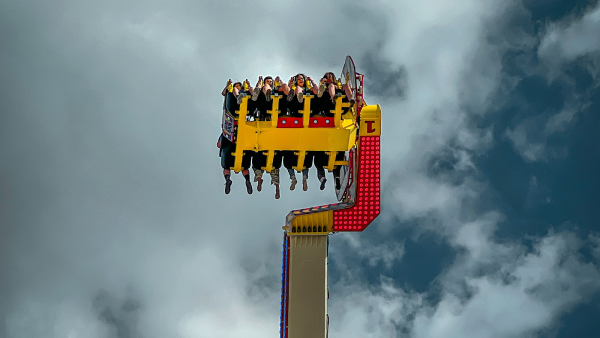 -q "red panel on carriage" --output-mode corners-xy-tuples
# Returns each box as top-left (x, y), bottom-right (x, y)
(307, 116), (335, 128)
(277, 117), (303, 128)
